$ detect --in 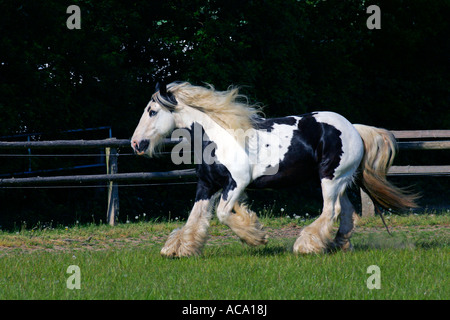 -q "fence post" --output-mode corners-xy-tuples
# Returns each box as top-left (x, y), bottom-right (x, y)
(106, 147), (119, 226)
(360, 188), (375, 217)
